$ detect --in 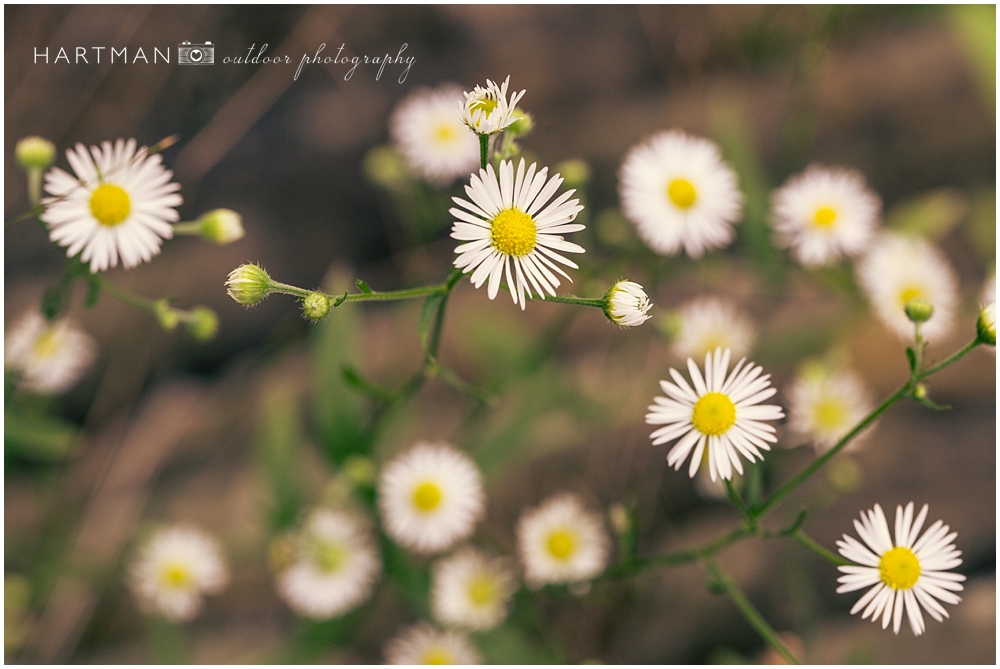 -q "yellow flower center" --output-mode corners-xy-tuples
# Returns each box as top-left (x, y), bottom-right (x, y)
(470, 97), (498, 117)
(31, 327), (62, 359)
(421, 649), (452, 665)
(490, 207), (537, 257)
(313, 541), (347, 574)
(547, 530), (575, 560)
(879, 546), (921, 590)
(466, 574), (497, 606)
(812, 205), (838, 229)
(691, 392), (737, 436)
(160, 563), (192, 588)
(898, 285), (926, 307)
(666, 178), (698, 209)
(433, 123), (457, 143)
(413, 482), (443, 512)
(813, 398), (847, 431)
(89, 184), (131, 227)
